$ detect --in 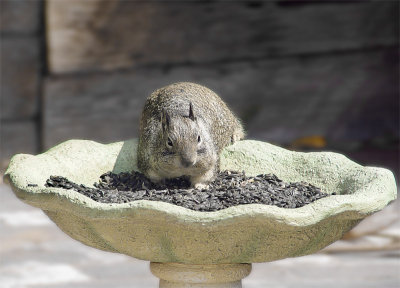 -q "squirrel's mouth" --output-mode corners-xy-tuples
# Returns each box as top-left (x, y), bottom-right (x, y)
(158, 163), (190, 179)
(181, 157), (197, 168)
